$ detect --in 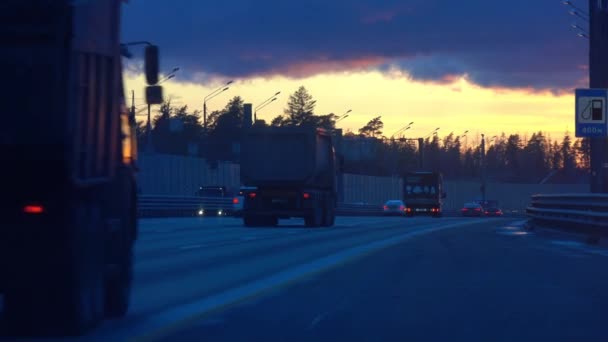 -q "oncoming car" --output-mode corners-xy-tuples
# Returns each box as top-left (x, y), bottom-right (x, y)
(195, 186), (232, 217)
